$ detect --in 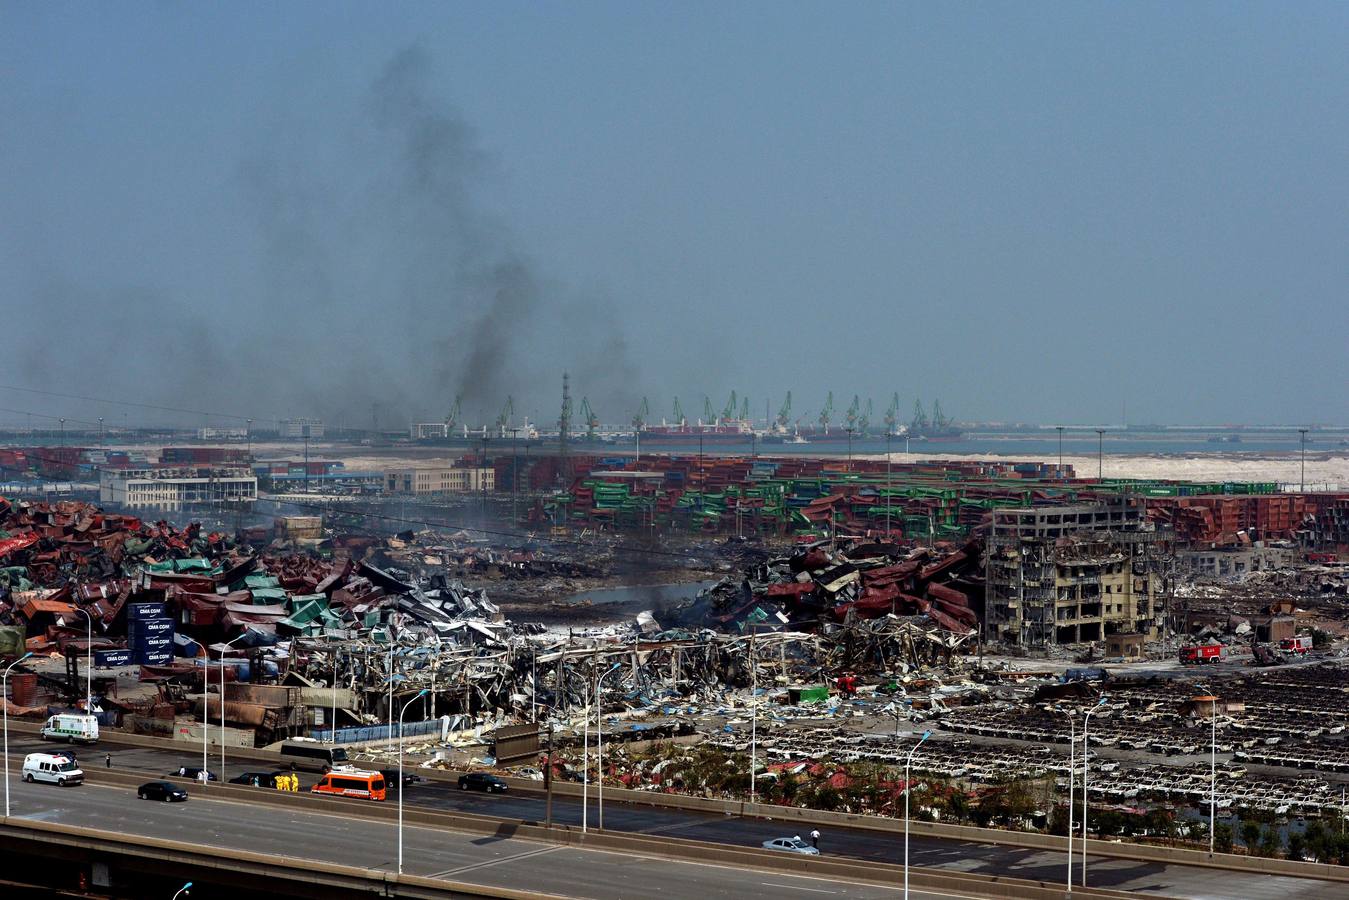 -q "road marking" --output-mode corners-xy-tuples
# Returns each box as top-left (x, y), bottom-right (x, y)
(761, 884), (836, 894)
(429, 844), (560, 877)
(640, 820), (703, 834)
